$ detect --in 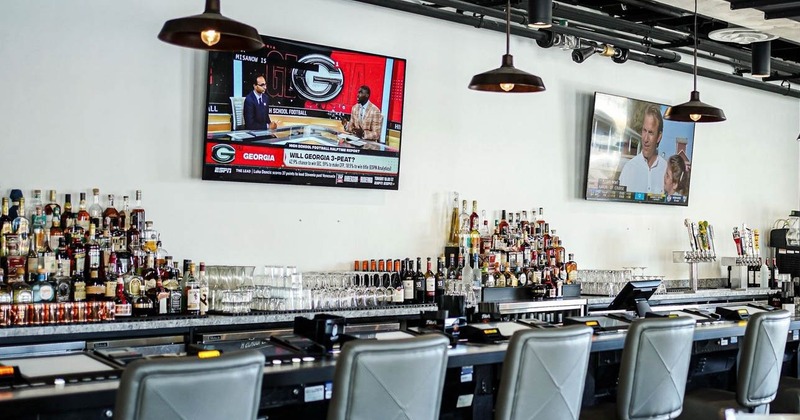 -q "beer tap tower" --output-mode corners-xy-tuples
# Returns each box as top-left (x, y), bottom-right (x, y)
(673, 219), (717, 293)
